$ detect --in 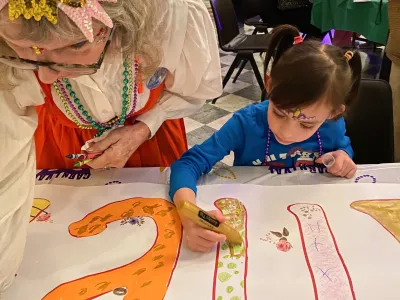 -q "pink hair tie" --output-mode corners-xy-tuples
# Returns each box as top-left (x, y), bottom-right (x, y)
(293, 36), (303, 45)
